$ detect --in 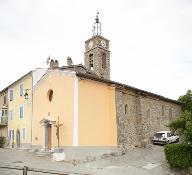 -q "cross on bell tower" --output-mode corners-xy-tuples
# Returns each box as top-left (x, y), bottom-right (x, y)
(84, 13), (110, 80)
